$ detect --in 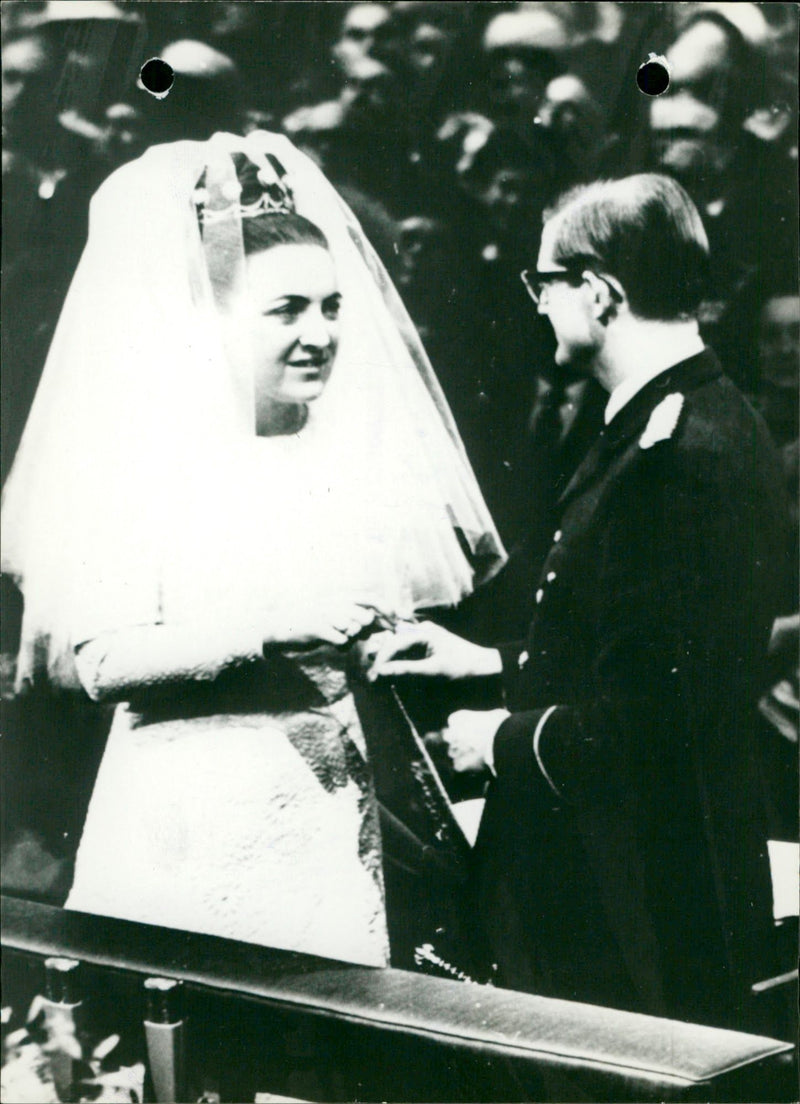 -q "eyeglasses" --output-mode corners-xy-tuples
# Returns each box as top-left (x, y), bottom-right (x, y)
(520, 267), (585, 304)
(520, 265), (624, 306)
